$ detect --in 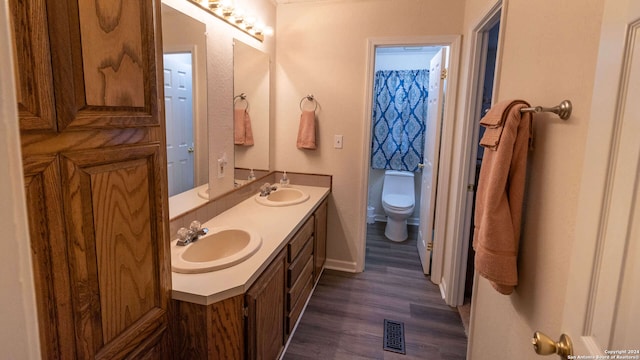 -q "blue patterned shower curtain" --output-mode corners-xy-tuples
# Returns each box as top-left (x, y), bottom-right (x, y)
(371, 69), (428, 172)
